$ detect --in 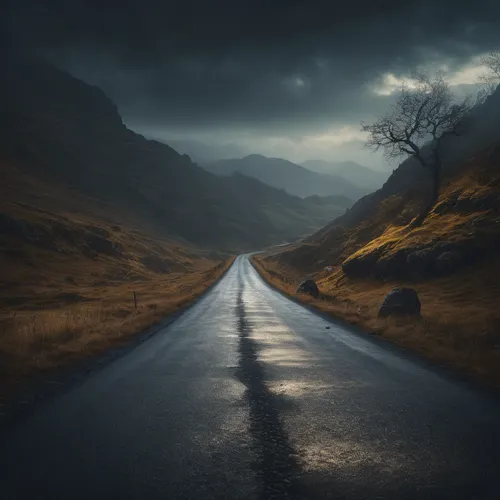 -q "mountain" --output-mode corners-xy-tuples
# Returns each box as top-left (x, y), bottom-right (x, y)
(166, 139), (251, 164)
(301, 159), (389, 192)
(254, 85), (500, 385)
(267, 84), (500, 276)
(0, 56), (345, 252)
(205, 154), (365, 200)
(0, 150), (243, 387)
(0, 54), (356, 385)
